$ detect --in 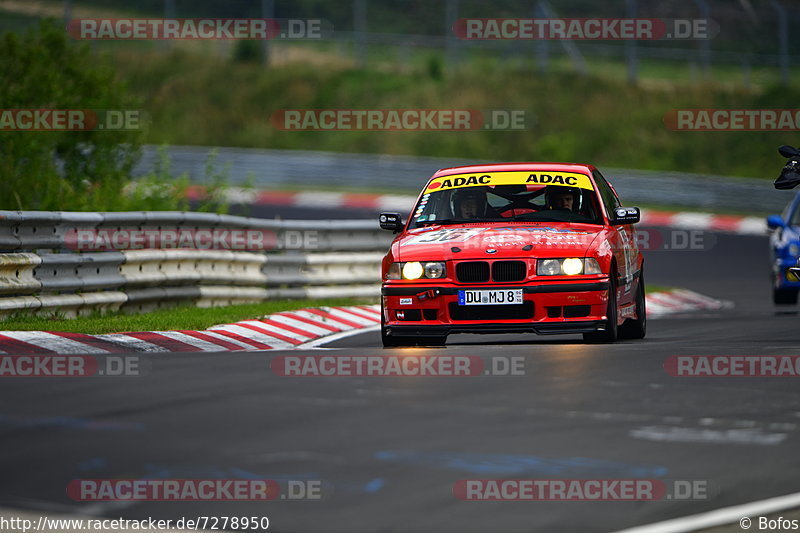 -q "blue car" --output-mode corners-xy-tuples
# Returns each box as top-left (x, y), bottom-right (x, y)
(768, 192), (800, 304)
